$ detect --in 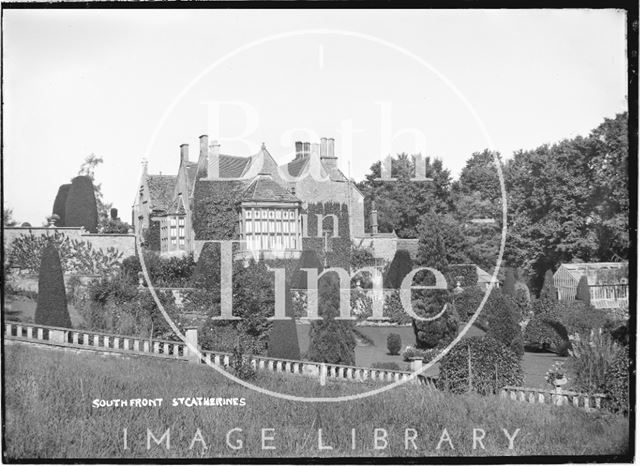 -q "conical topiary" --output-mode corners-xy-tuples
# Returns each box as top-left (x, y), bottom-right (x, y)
(64, 175), (98, 232)
(383, 249), (413, 289)
(35, 242), (71, 328)
(576, 275), (591, 306)
(267, 281), (301, 360)
(52, 183), (71, 227)
(503, 268), (516, 297)
(539, 269), (558, 302)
